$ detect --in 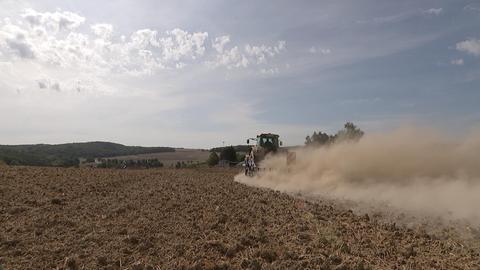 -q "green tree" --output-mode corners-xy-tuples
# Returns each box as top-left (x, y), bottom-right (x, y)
(175, 161), (182, 169)
(305, 122), (364, 146)
(305, 135), (312, 145)
(236, 153), (245, 162)
(207, 152), (220, 166)
(336, 122), (364, 141)
(148, 158), (163, 168)
(305, 131), (334, 146)
(220, 146), (237, 163)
